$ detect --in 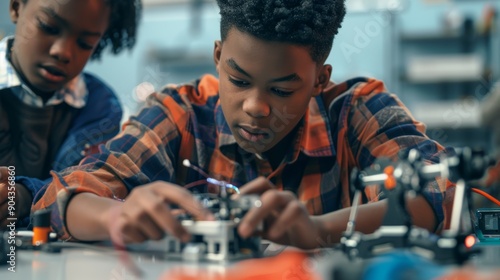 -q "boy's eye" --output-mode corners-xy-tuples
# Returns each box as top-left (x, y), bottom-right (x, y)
(271, 88), (293, 97)
(228, 77), (250, 88)
(77, 40), (94, 51)
(38, 20), (59, 35)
